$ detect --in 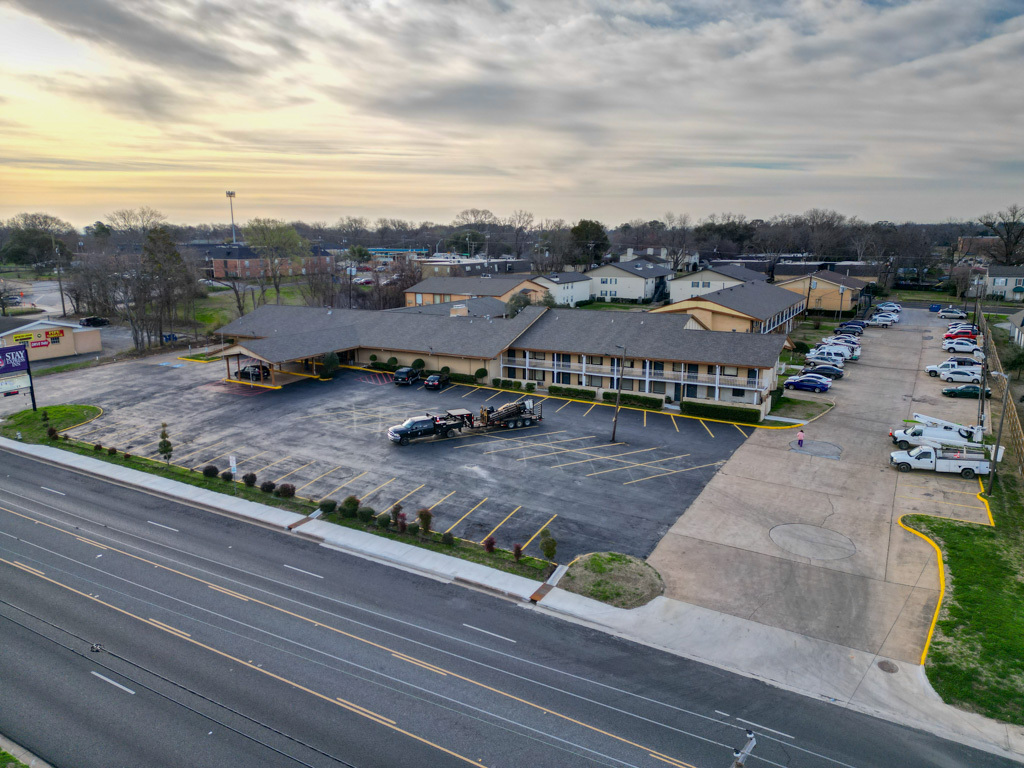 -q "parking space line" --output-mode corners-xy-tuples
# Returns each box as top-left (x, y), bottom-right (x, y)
(294, 465), (346, 494)
(895, 495), (984, 511)
(427, 490), (457, 511)
(454, 429), (566, 449)
(386, 484), (426, 509)
(670, 414), (679, 433)
(191, 447), (238, 469)
(483, 436), (594, 455)
(480, 506), (521, 543)
(555, 400), (573, 412)
(358, 477), (396, 502)
(72, 420), (133, 439)
(583, 403), (597, 416)
(274, 460), (316, 484)
(169, 440), (228, 463)
(444, 498), (488, 534)
(552, 446), (659, 468)
(462, 387), (481, 398)
(134, 429), (187, 452)
(733, 424), (748, 436)
(485, 391), (504, 402)
(898, 482), (979, 496)
(698, 420), (715, 438)
(250, 455), (294, 476)
(233, 449), (270, 467)
(586, 453), (691, 476)
(623, 460), (721, 484)
(518, 442), (626, 461)
(322, 471), (367, 499)
(523, 515), (557, 549)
